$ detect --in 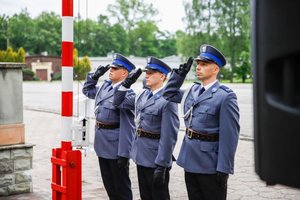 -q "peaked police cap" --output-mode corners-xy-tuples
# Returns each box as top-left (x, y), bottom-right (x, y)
(194, 44), (226, 67)
(110, 53), (136, 72)
(144, 56), (171, 75)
